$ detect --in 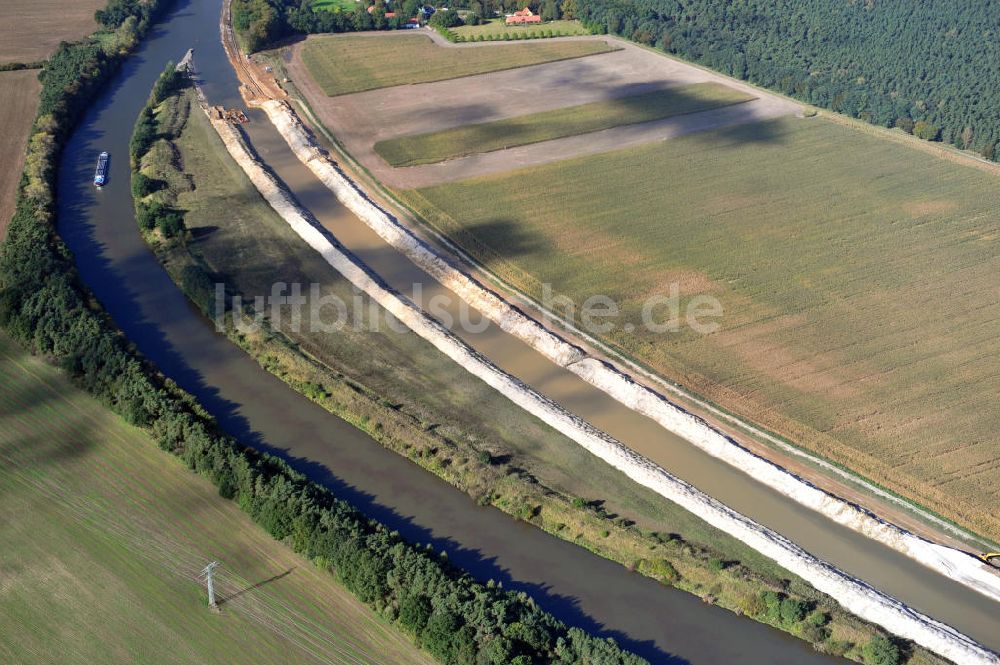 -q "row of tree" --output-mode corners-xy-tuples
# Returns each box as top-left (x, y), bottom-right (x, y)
(131, 64), (188, 239)
(0, 3), (646, 664)
(235, 0), (578, 51)
(94, 0), (163, 28)
(574, 0), (1000, 159)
